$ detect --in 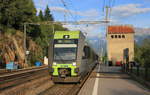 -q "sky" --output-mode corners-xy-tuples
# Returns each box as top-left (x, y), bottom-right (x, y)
(33, 0), (150, 38)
